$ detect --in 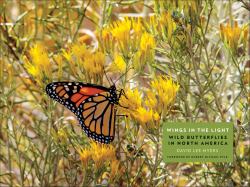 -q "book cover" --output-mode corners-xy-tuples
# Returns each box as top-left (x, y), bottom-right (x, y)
(0, 0), (249, 186)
